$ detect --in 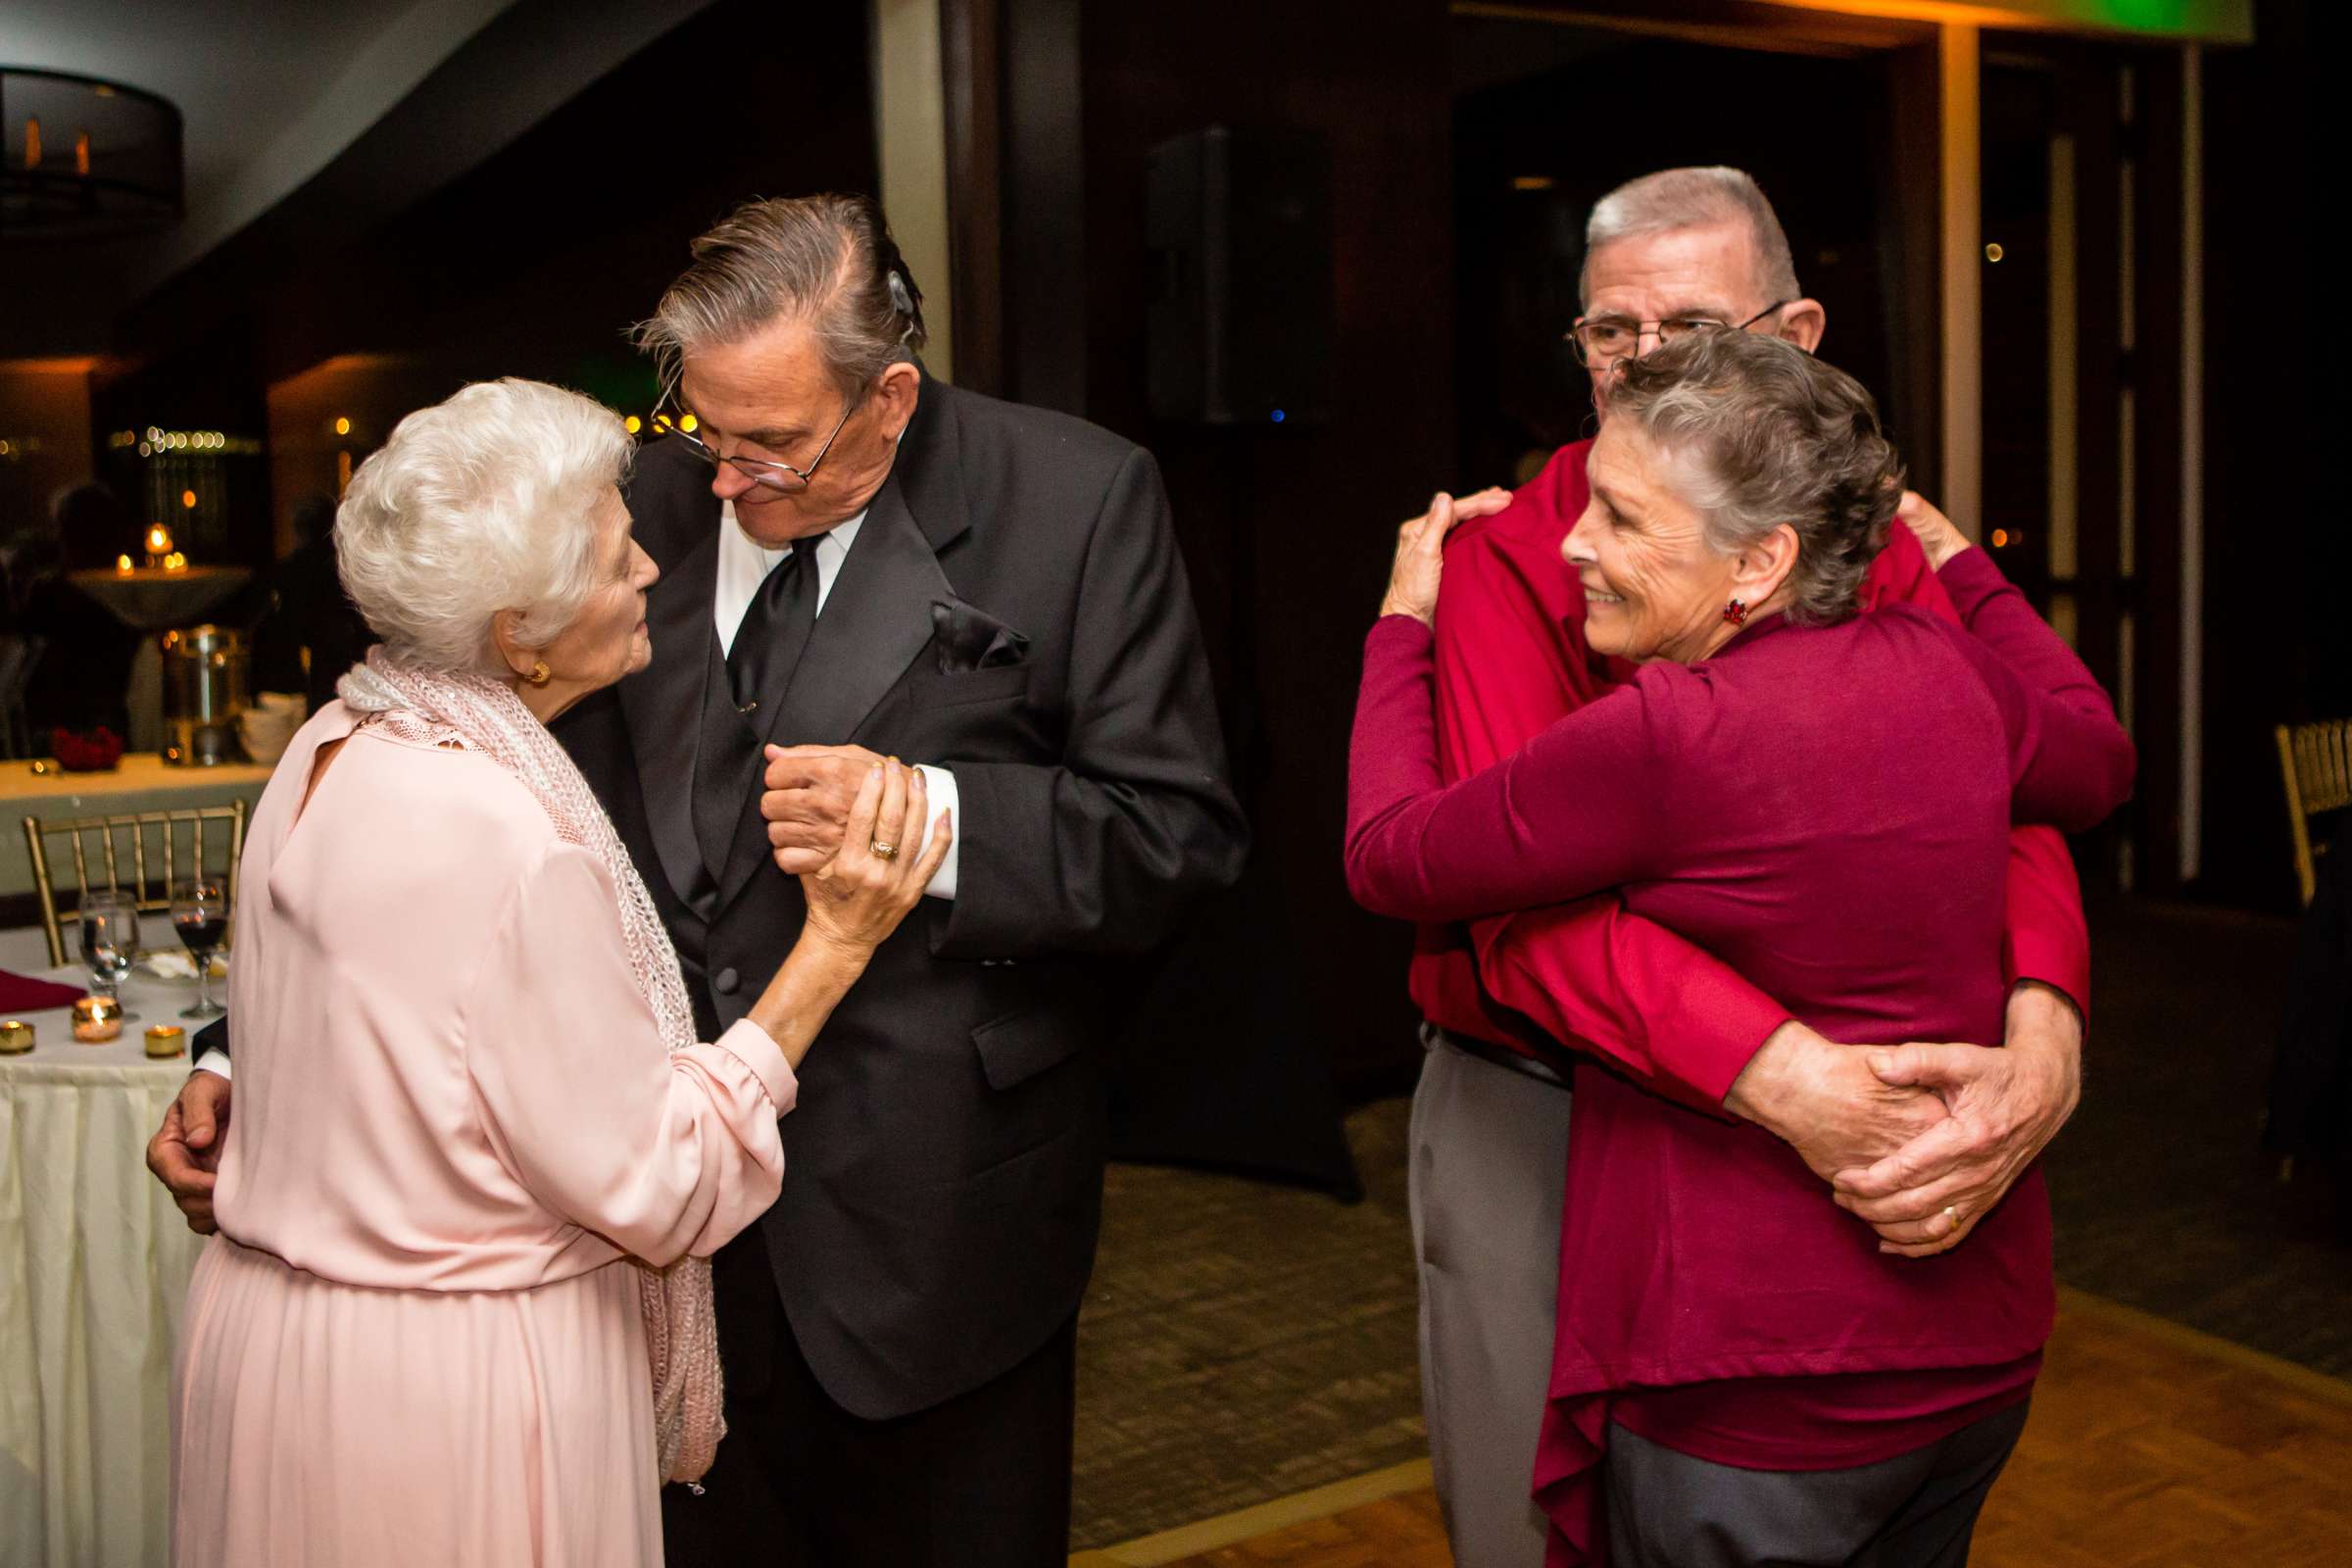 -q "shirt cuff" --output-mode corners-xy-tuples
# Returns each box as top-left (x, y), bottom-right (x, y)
(913, 764), (959, 901)
(2005, 934), (2089, 1020)
(711, 1017), (799, 1117)
(196, 1049), (230, 1080)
